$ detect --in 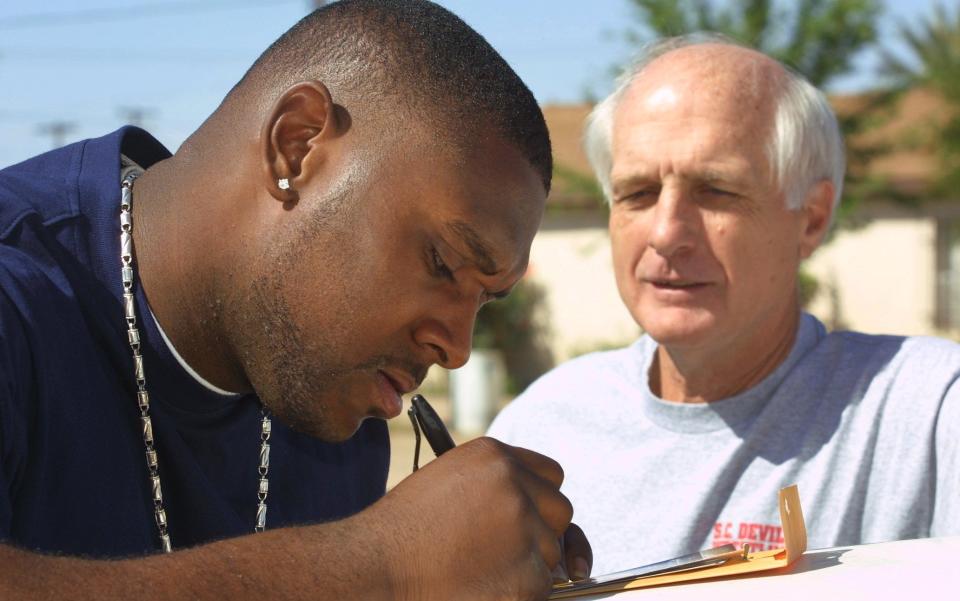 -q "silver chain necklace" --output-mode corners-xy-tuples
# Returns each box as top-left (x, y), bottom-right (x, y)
(120, 172), (272, 553)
